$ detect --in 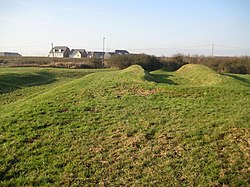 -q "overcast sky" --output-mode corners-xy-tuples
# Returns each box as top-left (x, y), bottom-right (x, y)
(0, 0), (250, 56)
